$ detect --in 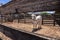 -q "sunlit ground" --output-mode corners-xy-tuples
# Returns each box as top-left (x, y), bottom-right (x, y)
(0, 19), (60, 40)
(0, 32), (12, 40)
